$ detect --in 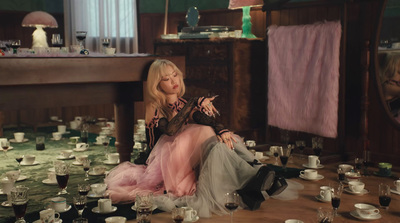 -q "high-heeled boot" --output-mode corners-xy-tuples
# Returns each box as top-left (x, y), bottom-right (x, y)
(241, 166), (276, 192)
(237, 190), (265, 211)
(266, 174), (288, 196)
